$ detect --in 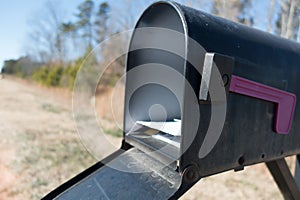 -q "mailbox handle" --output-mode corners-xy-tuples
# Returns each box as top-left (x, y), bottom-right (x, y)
(229, 75), (297, 134)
